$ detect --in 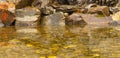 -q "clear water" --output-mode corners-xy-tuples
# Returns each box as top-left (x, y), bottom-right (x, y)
(0, 25), (120, 58)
